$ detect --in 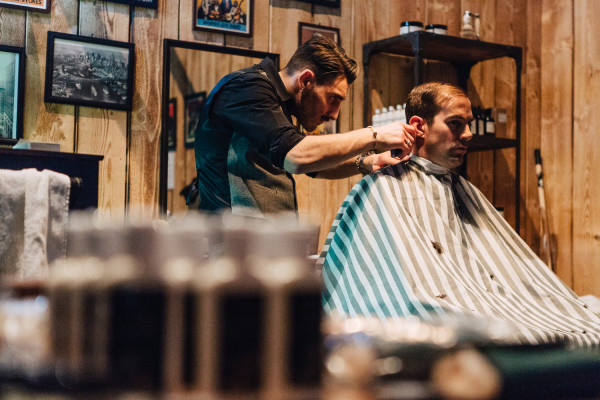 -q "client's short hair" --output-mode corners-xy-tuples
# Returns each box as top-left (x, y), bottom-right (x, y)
(284, 35), (358, 85)
(405, 82), (468, 124)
